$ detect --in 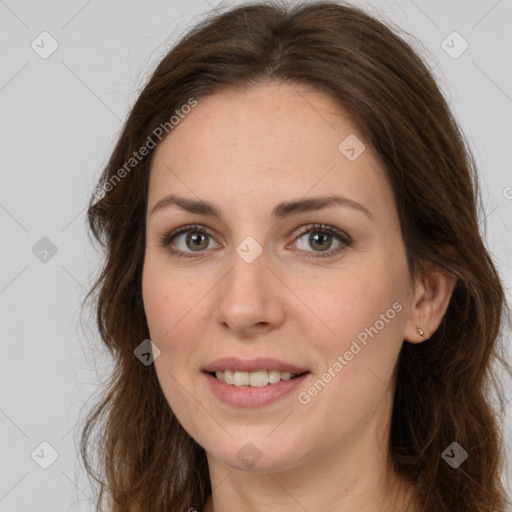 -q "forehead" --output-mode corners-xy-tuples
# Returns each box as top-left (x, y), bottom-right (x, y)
(148, 82), (393, 221)
(154, 82), (361, 160)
